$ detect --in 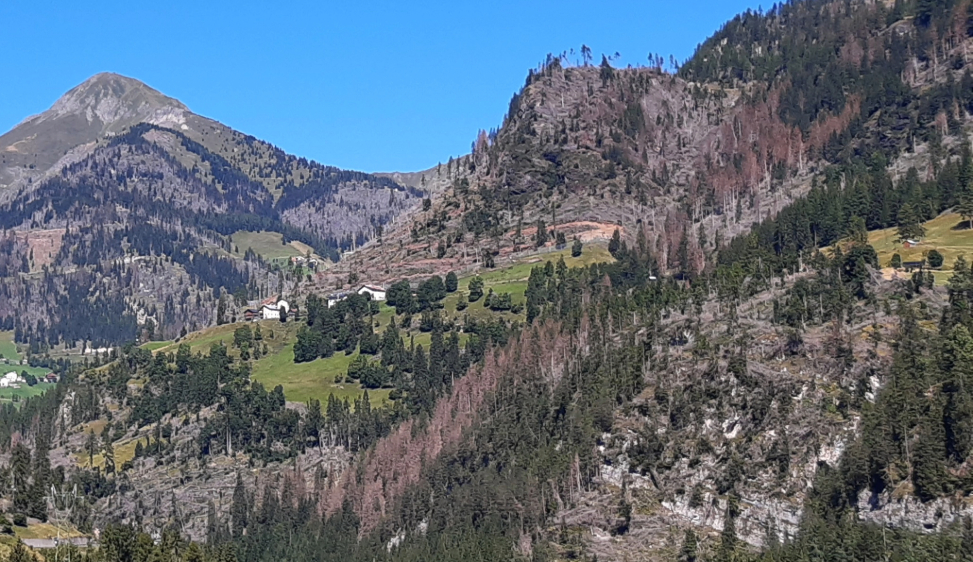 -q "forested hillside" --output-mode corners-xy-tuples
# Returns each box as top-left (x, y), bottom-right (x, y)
(335, 0), (973, 289)
(0, 75), (422, 349)
(3, 0), (973, 561)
